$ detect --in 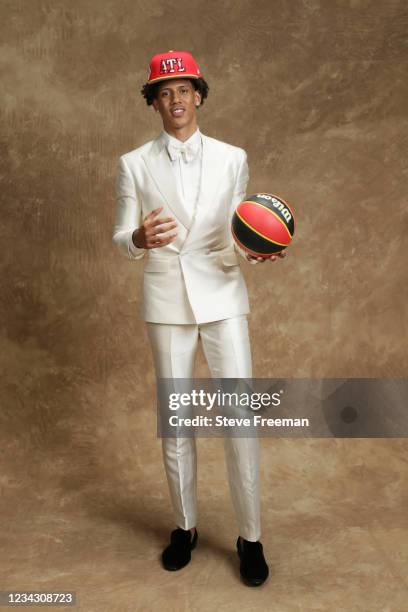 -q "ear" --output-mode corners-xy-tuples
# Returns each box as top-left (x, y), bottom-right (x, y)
(195, 91), (202, 107)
